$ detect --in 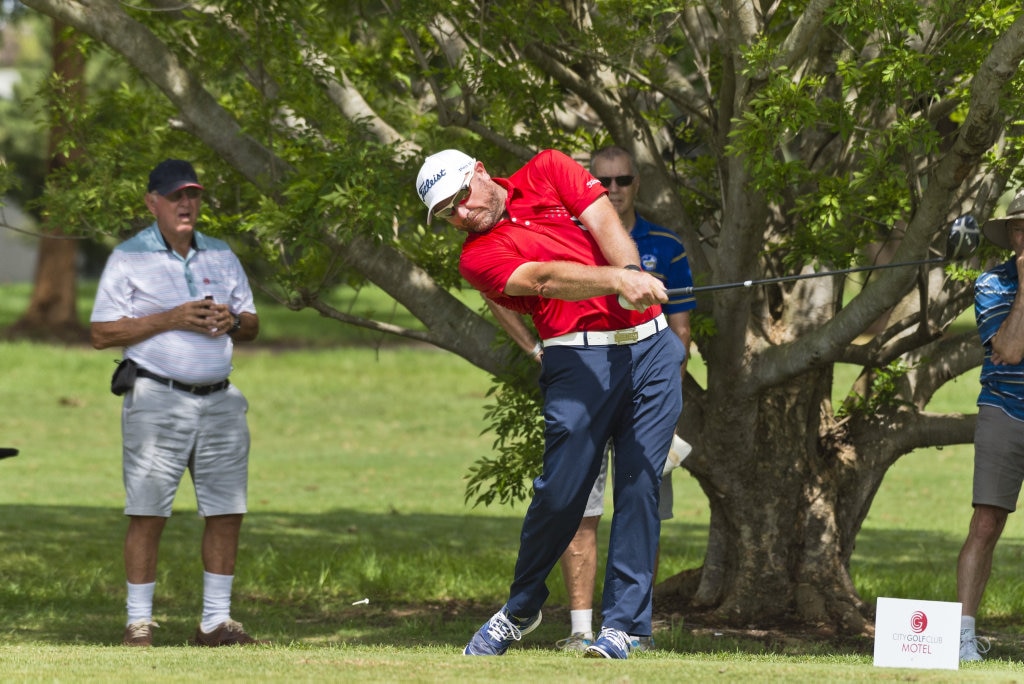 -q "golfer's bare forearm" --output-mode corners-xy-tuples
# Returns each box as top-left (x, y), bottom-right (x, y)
(992, 257), (1024, 364)
(505, 262), (632, 301)
(579, 198), (643, 268)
